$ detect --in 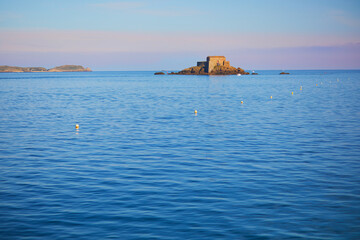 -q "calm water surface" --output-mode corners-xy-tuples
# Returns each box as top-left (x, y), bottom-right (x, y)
(0, 70), (360, 239)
